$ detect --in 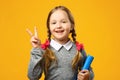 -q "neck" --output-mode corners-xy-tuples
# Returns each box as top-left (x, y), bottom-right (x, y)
(53, 38), (69, 45)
